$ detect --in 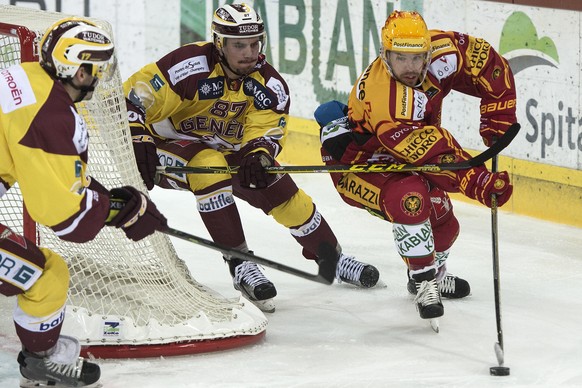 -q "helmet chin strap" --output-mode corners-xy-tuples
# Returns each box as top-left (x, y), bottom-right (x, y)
(382, 53), (429, 88)
(66, 76), (98, 103)
(221, 55), (247, 78)
(219, 52), (250, 79)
